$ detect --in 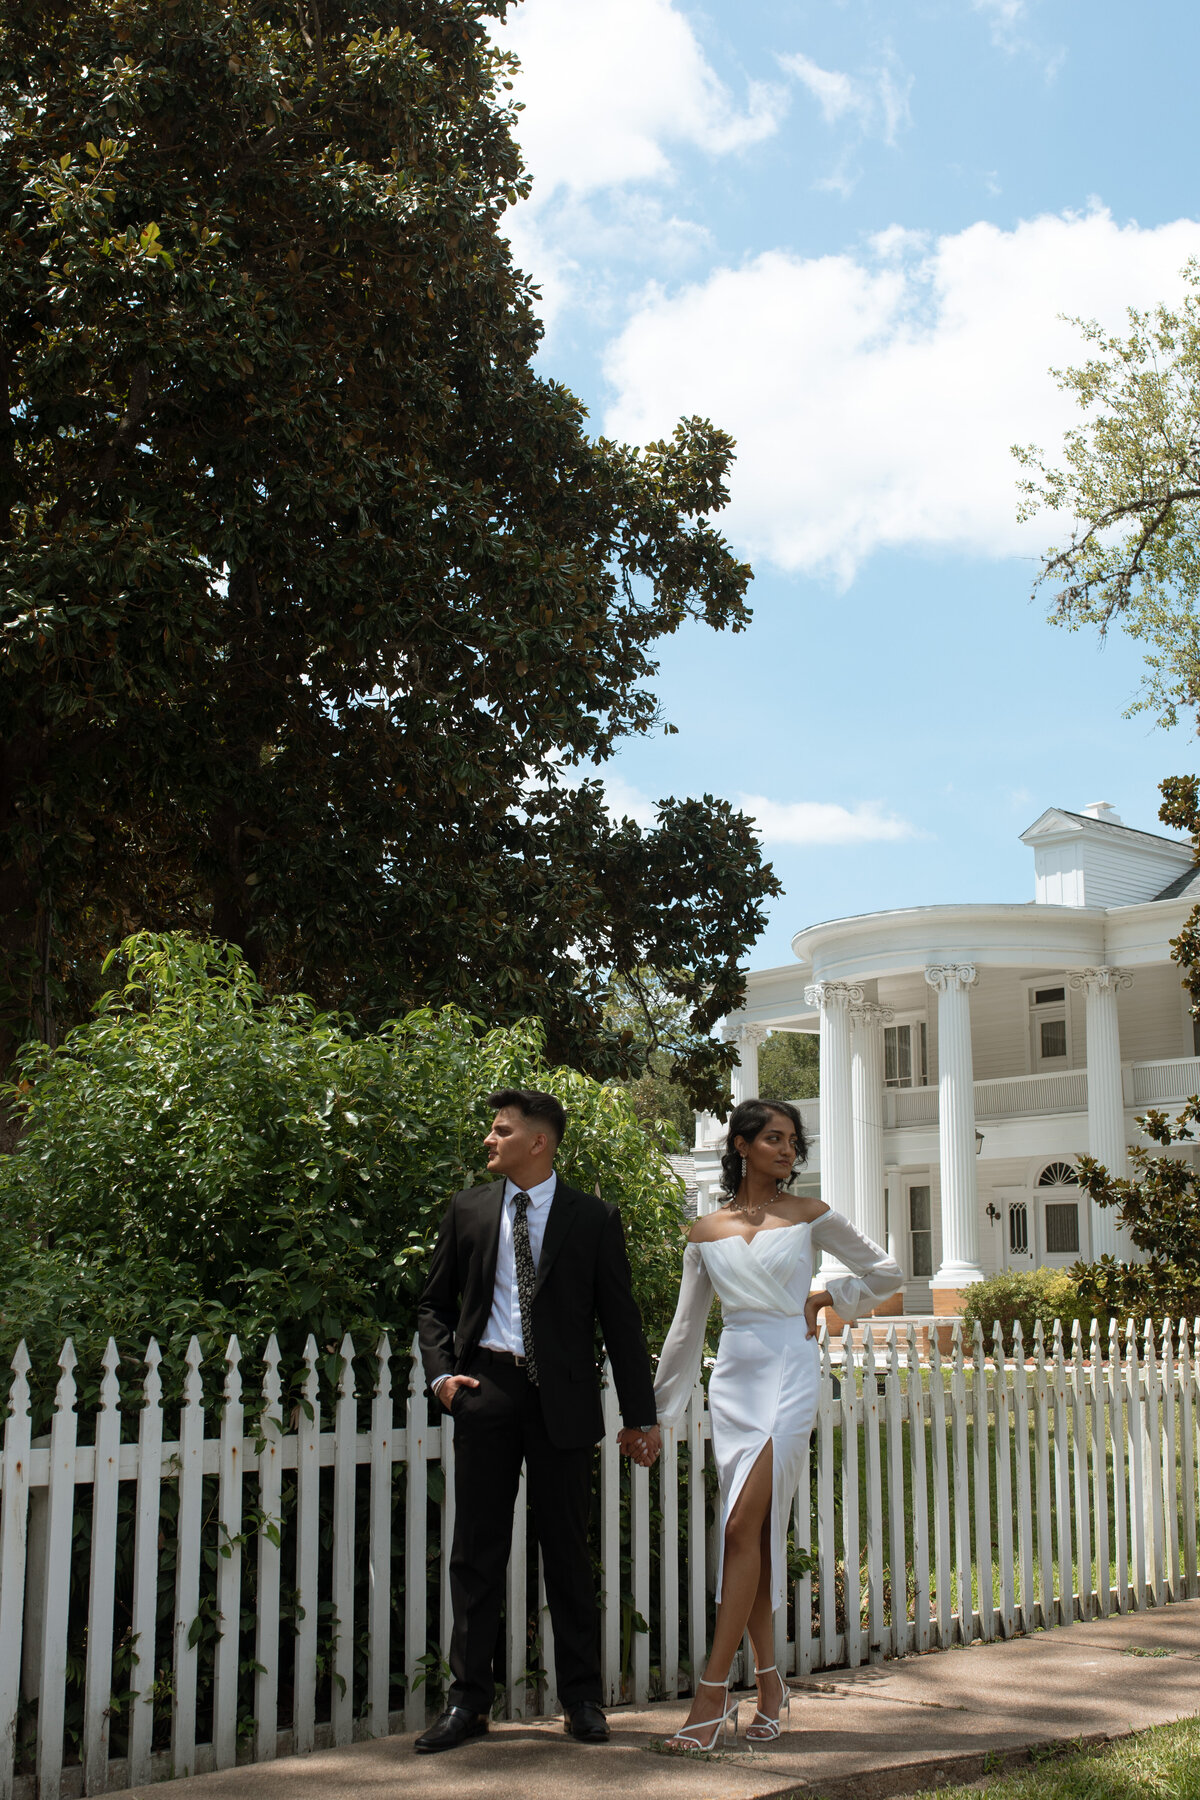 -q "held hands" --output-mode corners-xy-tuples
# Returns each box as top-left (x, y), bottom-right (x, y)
(617, 1425), (661, 1467)
(436, 1374), (480, 1411)
(804, 1288), (834, 1340)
